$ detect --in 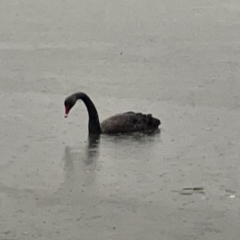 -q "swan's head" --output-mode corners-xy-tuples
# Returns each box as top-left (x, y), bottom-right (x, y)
(64, 96), (76, 118)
